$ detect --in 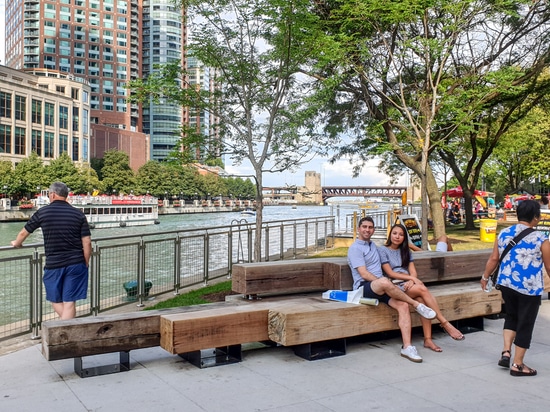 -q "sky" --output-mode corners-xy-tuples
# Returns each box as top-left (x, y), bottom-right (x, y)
(0, 2), (399, 189)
